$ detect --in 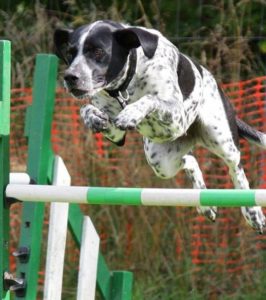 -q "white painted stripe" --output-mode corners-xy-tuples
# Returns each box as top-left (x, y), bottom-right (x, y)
(71, 21), (101, 68)
(9, 173), (30, 184)
(78, 21), (101, 54)
(77, 216), (100, 300)
(141, 189), (201, 206)
(254, 189), (266, 206)
(6, 184), (88, 203)
(44, 156), (71, 300)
